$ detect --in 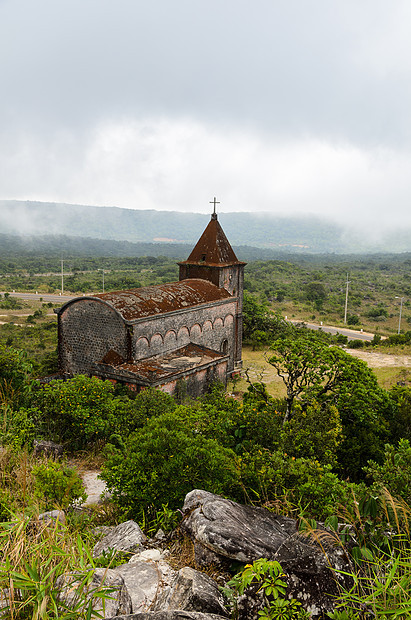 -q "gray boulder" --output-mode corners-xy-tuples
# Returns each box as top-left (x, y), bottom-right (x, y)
(153, 567), (228, 617)
(113, 560), (174, 613)
(181, 489), (351, 617)
(33, 439), (63, 459)
(111, 550), (227, 617)
(93, 520), (147, 558)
